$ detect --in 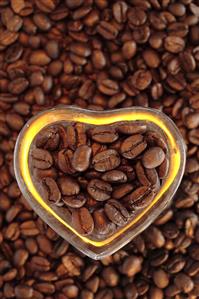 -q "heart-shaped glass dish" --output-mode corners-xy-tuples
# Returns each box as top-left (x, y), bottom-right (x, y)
(14, 106), (186, 259)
